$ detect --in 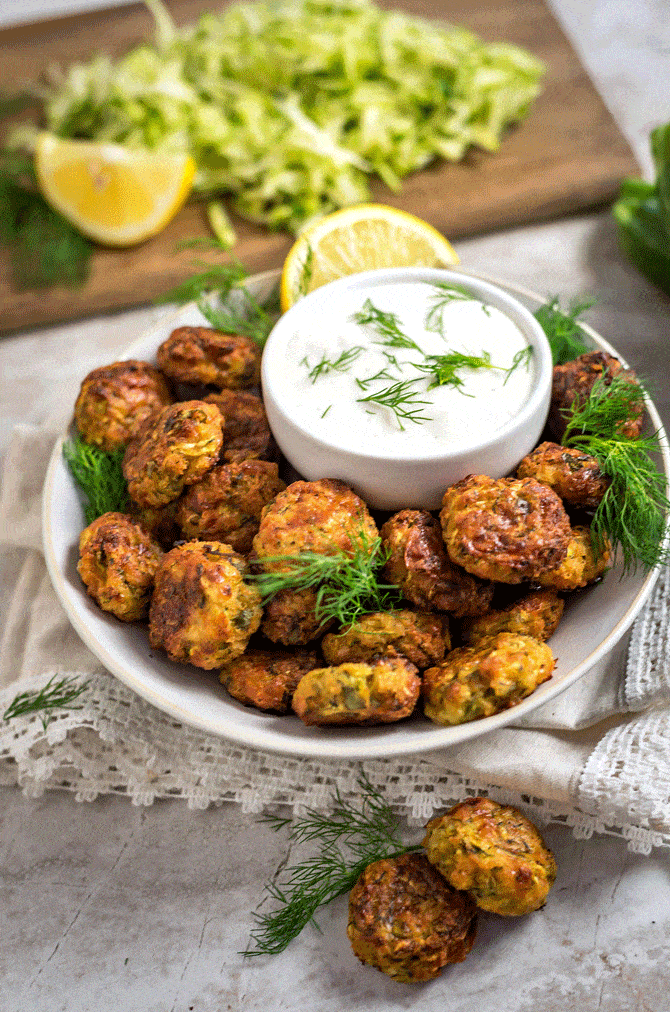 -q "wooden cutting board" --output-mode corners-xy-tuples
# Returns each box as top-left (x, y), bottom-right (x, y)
(0, 0), (638, 332)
